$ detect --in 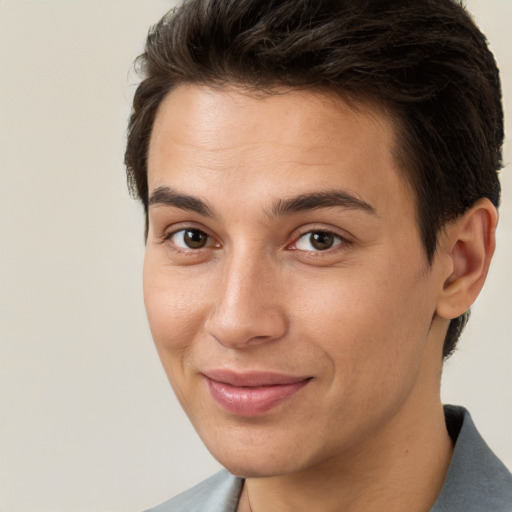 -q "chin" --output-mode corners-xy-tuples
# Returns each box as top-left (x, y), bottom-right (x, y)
(216, 454), (299, 479)
(200, 428), (316, 479)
